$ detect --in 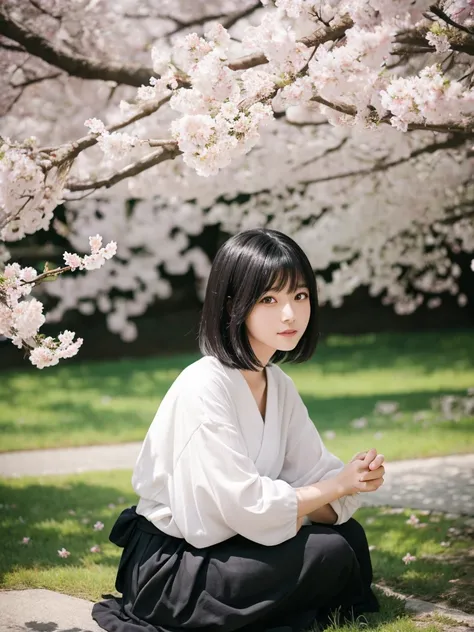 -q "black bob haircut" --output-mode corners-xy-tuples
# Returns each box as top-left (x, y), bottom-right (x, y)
(199, 228), (319, 370)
